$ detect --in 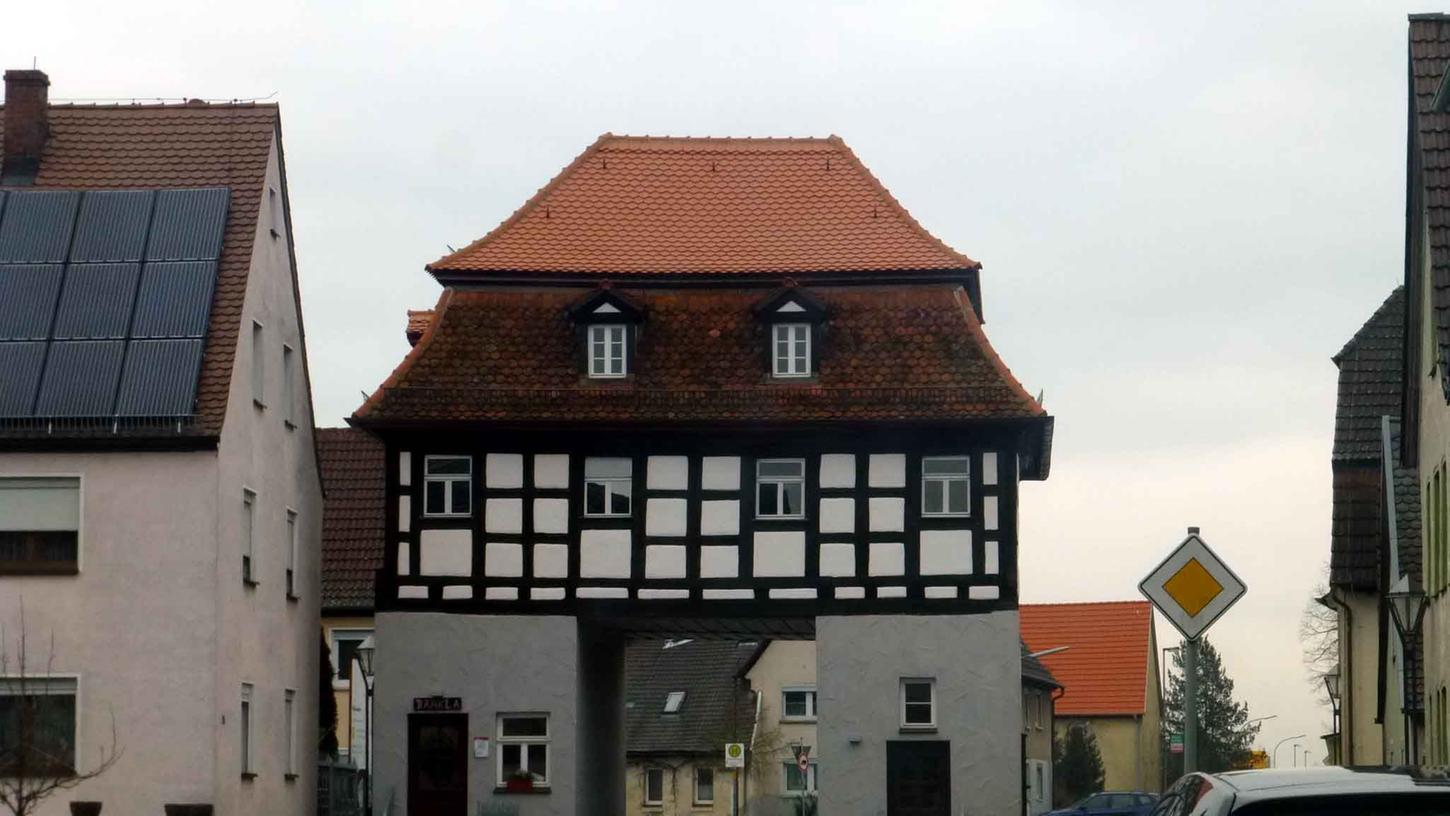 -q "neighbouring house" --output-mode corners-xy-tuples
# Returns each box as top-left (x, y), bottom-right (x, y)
(1022, 645), (1060, 816)
(352, 133), (1052, 816)
(624, 639), (757, 816)
(1020, 602), (1162, 795)
(0, 69), (321, 815)
(1324, 286), (1422, 766)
